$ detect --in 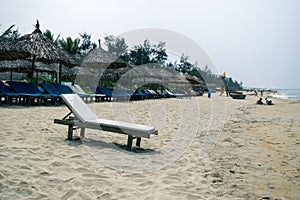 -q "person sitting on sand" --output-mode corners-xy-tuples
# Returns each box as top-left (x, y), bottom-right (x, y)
(256, 98), (264, 105)
(265, 98), (273, 105)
